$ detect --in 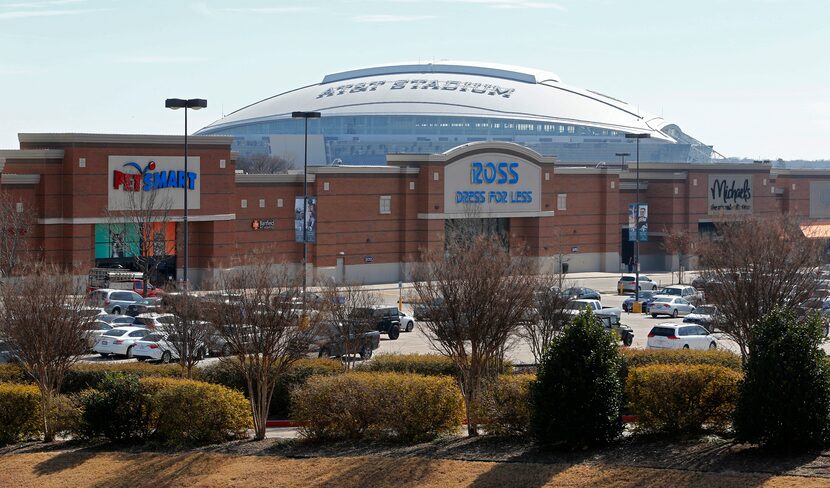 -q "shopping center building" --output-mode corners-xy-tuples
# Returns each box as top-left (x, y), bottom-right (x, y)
(3, 132), (830, 286)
